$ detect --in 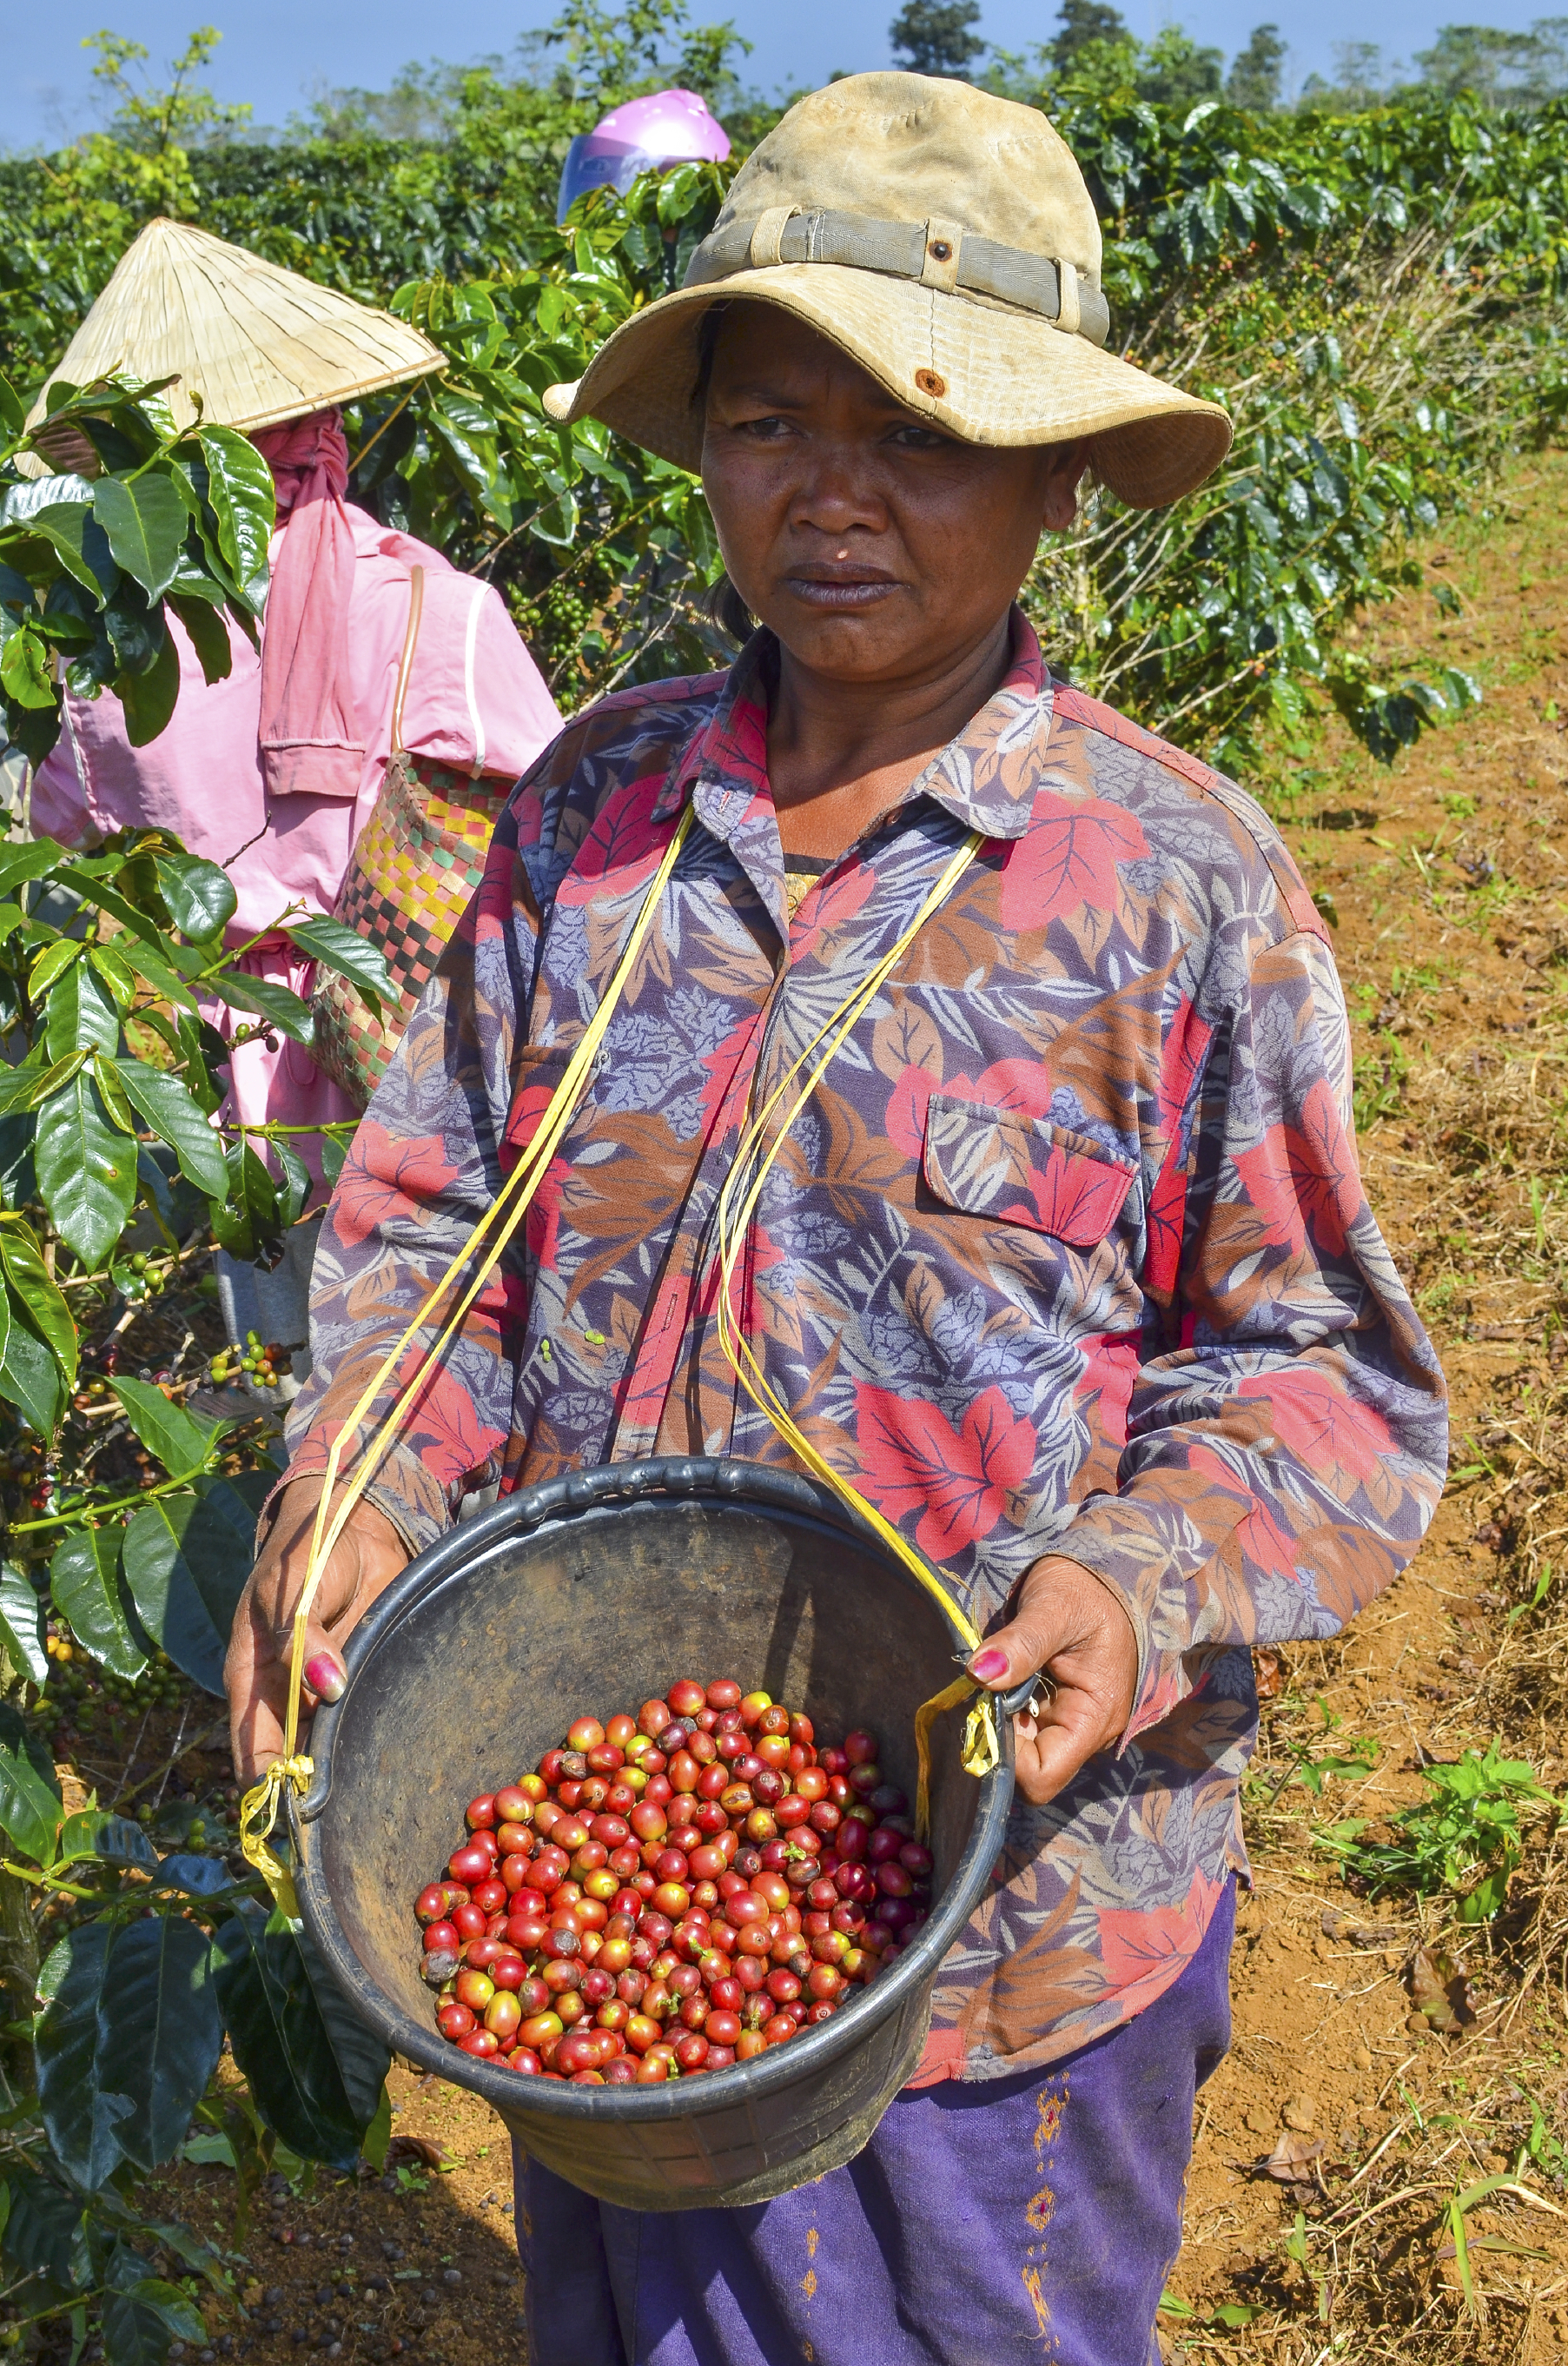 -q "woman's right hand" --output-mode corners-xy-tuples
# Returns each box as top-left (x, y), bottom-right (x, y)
(226, 1476), (410, 1784)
